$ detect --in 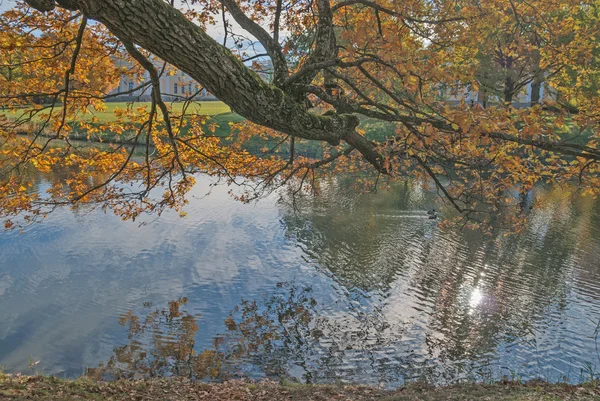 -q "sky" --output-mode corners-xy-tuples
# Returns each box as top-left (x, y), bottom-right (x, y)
(0, 0), (266, 59)
(0, 0), (15, 12)
(0, 0), (252, 44)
